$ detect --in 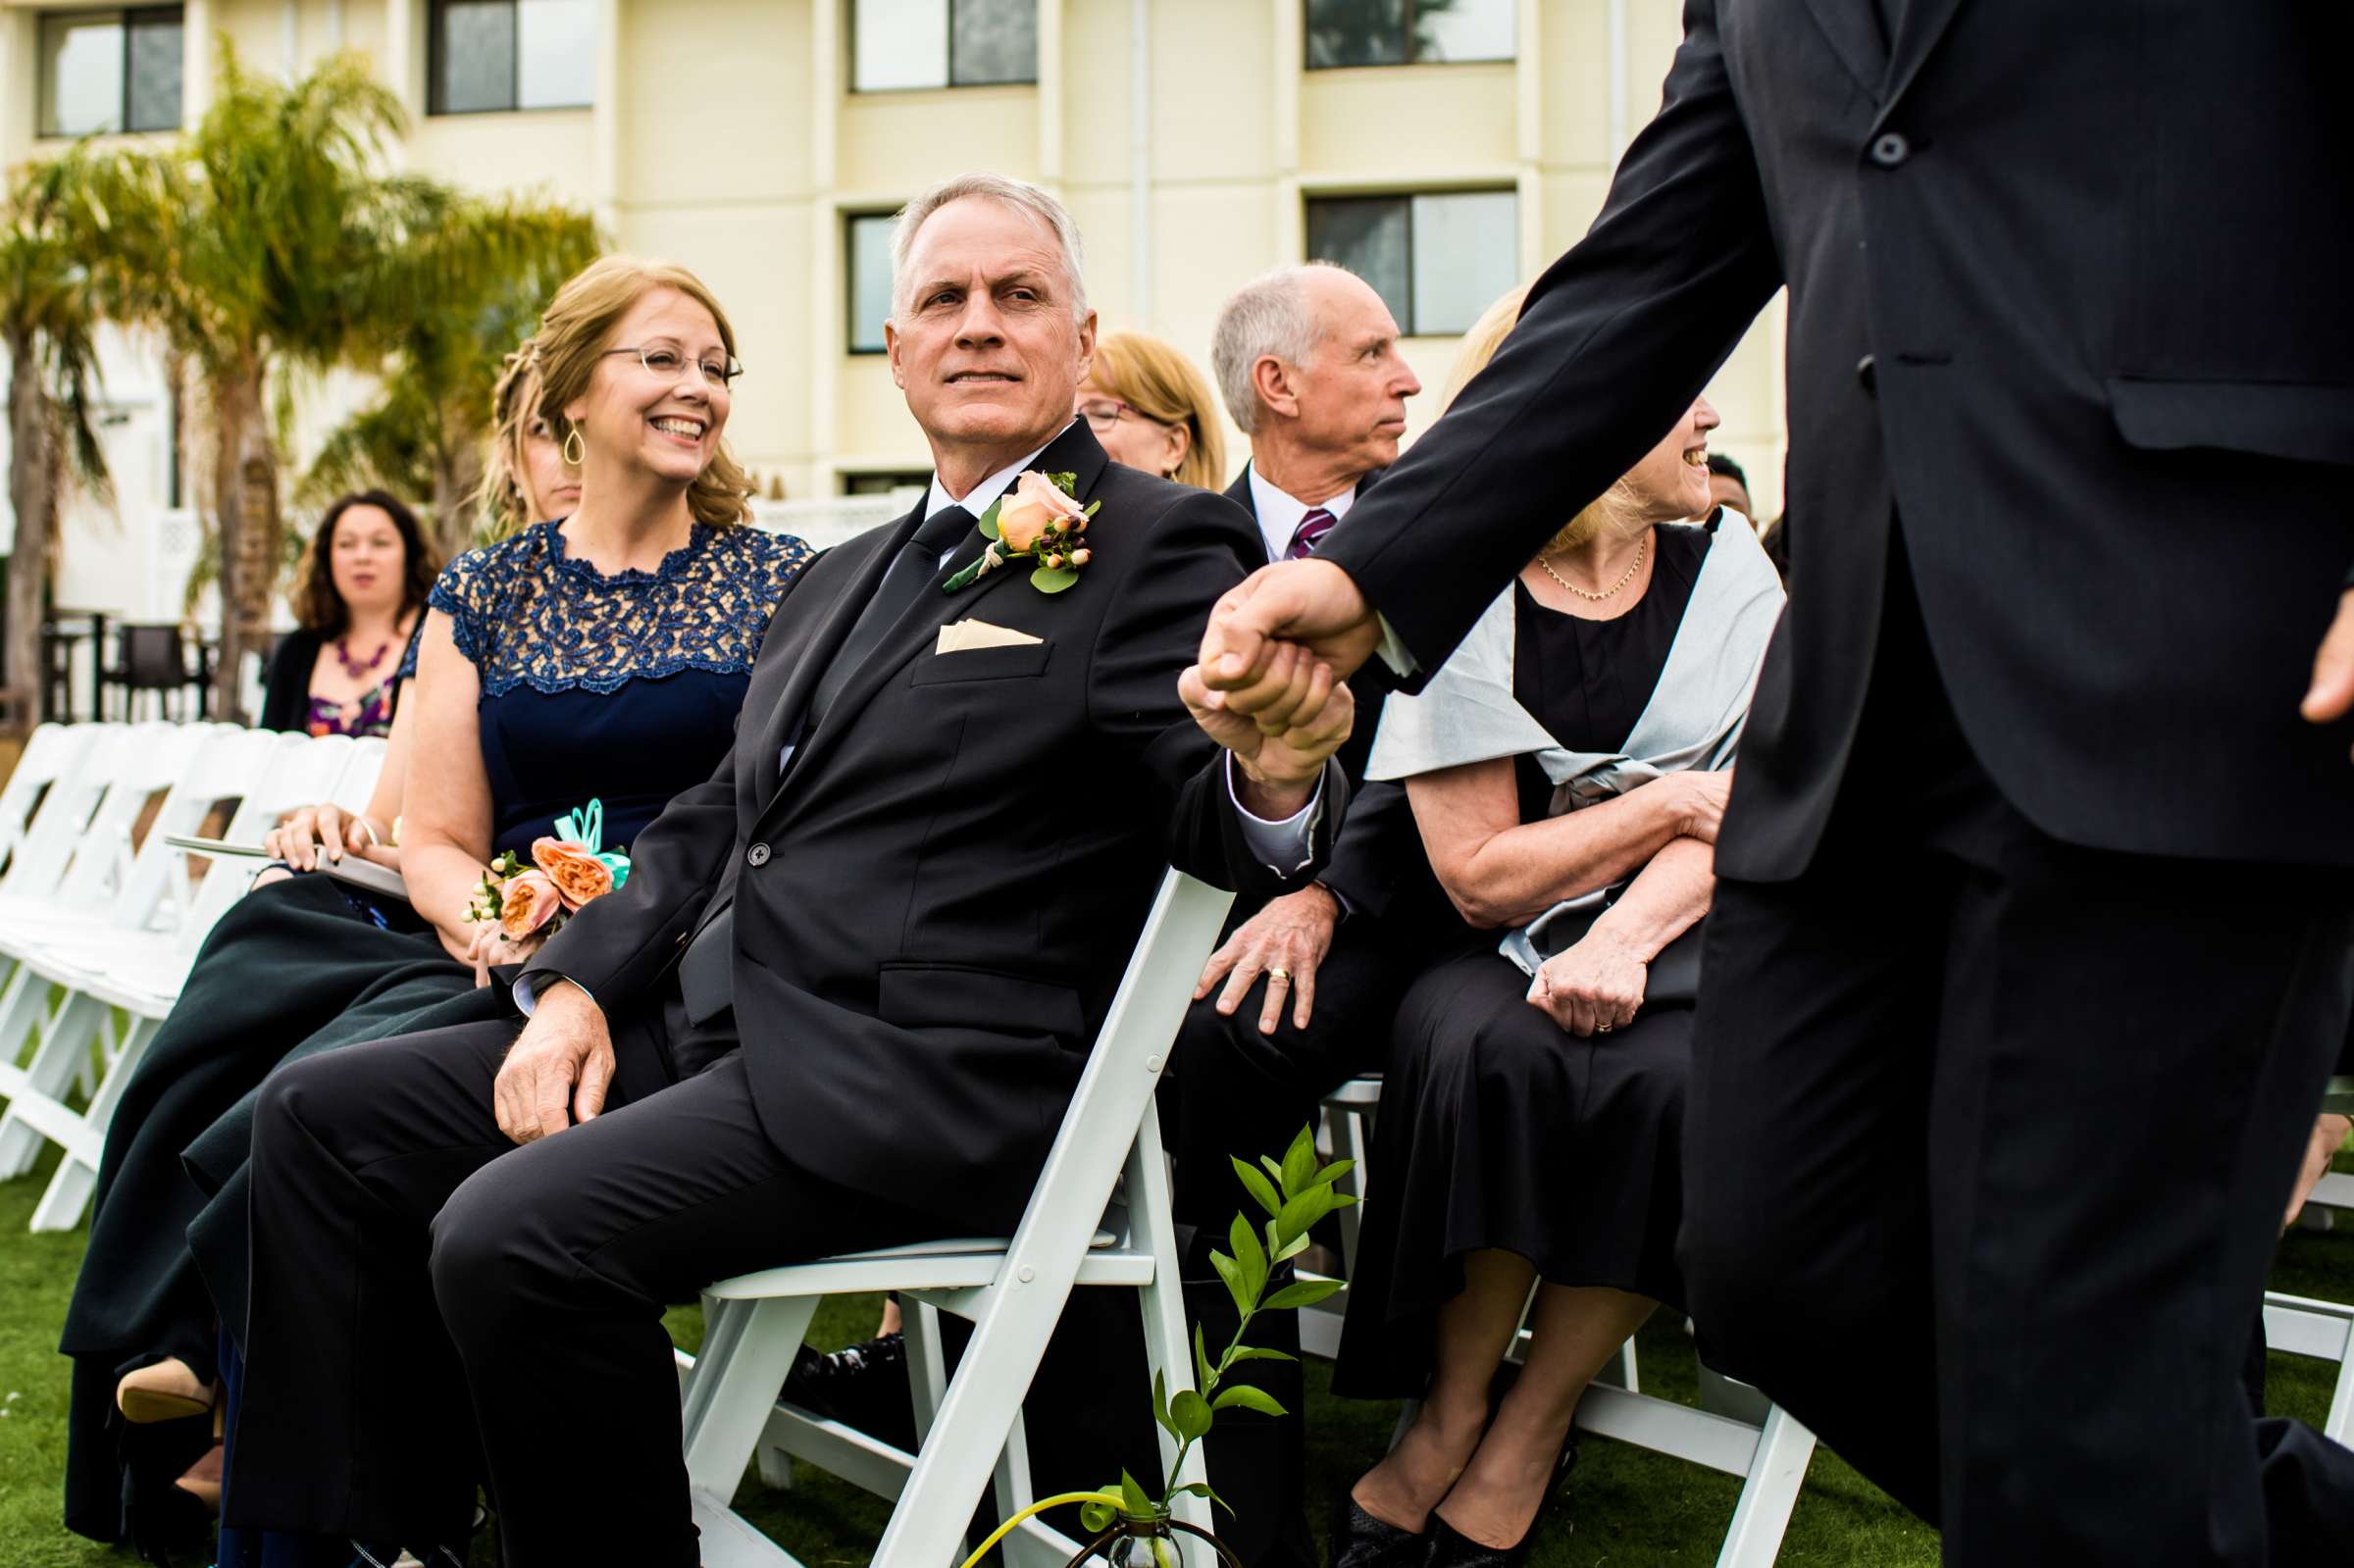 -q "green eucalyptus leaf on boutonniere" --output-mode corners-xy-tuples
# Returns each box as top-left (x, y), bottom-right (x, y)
(976, 494), (1003, 542)
(1030, 564), (1079, 593)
